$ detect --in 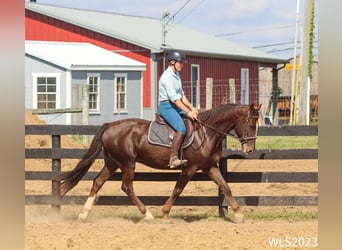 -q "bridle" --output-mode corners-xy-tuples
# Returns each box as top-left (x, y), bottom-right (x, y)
(197, 109), (259, 145)
(238, 113), (259, 145)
